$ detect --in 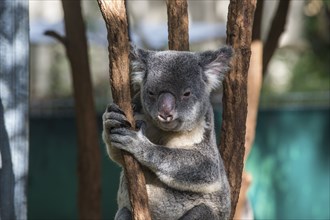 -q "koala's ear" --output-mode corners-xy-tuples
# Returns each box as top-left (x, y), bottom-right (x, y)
(130, 43), (149, 63)
(199, 46), (233, 91)
(130, 44), (149, 88)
